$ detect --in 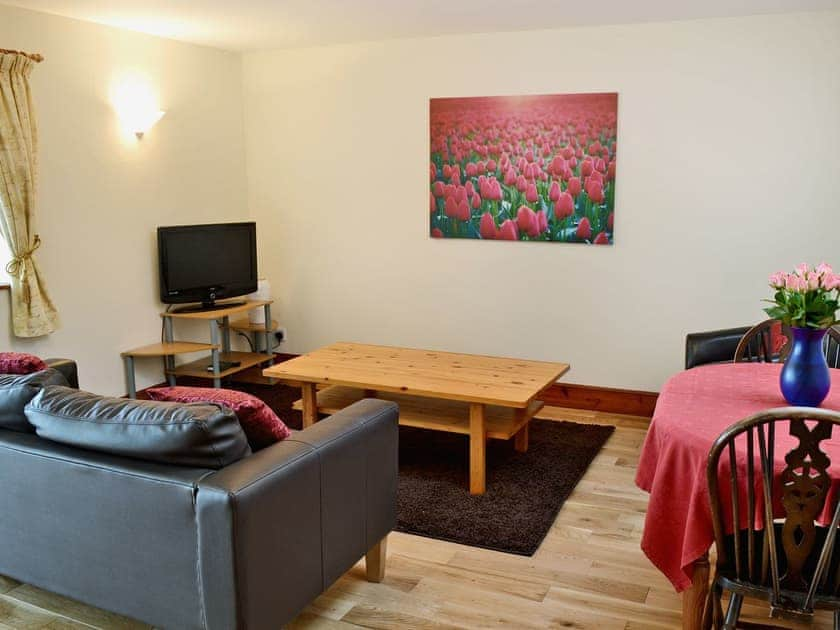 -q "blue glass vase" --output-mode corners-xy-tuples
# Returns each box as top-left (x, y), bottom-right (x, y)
(780, 326), (831, 407)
